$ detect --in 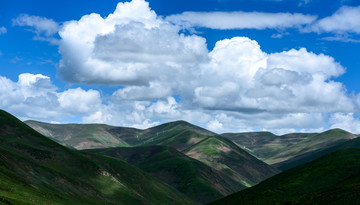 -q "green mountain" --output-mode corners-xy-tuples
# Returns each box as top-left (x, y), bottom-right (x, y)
(182, 136), (279, 188)
(25, 120), (130, 149)
(275, 134), (360, 170)
(221, 132), (315, 160)
(210, 148), (360, 205)
(26, 120), (279, 191)
(267, 128), (357, 165)
(86, 145), (243, 204)
(0, 110), (195, 205)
